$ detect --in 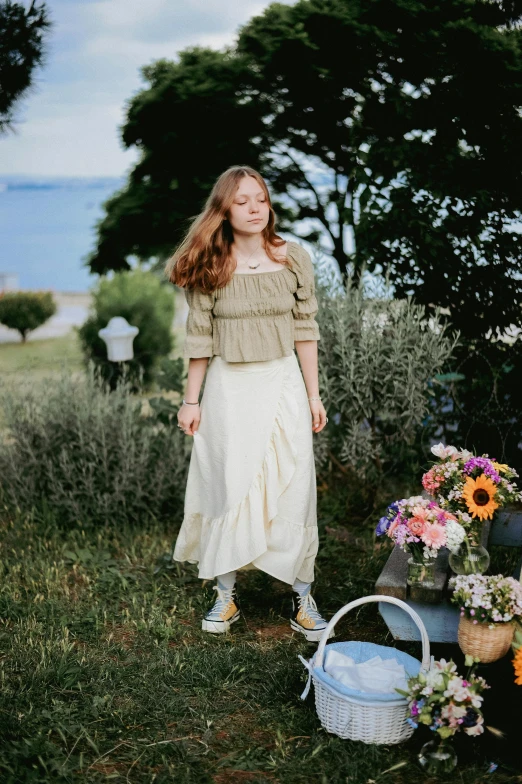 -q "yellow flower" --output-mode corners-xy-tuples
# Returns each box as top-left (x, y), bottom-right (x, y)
(492, 462), (509, 473)
(462, 474), (499, 520)
(513, 647), (522, 686)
